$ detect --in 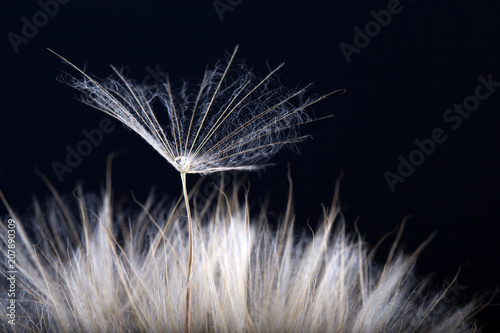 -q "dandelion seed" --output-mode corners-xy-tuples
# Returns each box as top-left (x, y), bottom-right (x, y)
(50, 46), (339, 175)
(49, 46), (341, 333)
